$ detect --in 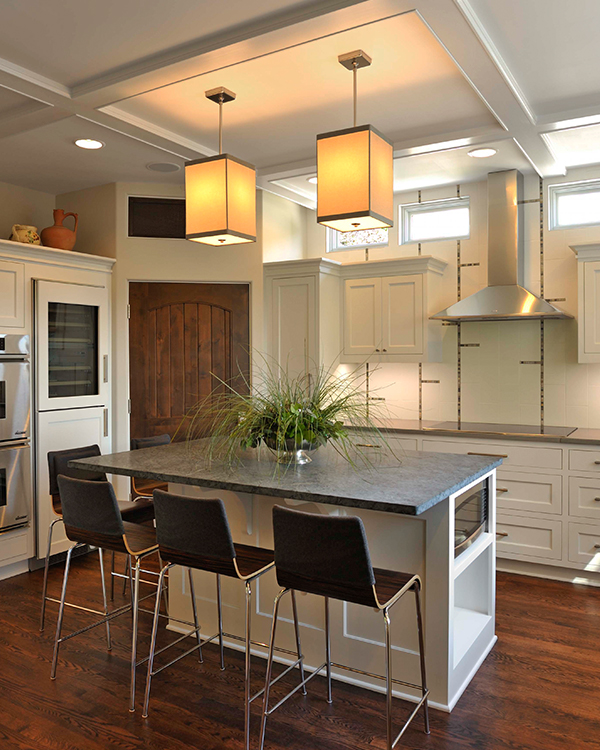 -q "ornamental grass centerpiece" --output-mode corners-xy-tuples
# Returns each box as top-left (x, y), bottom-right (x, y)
(181, 357), (393, 467)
